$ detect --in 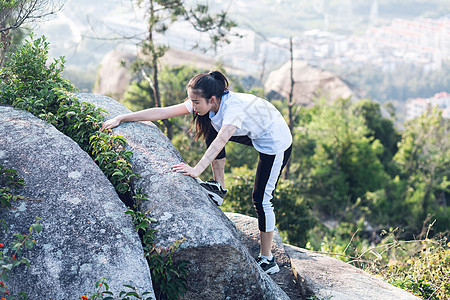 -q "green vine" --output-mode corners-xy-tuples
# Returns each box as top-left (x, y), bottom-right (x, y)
(0, 165), (25, 208)
(0, 164), (43, 300)
(80, 277), (154, 300)
(90, 132), (140, 195)
(125, 209), (190, 300)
